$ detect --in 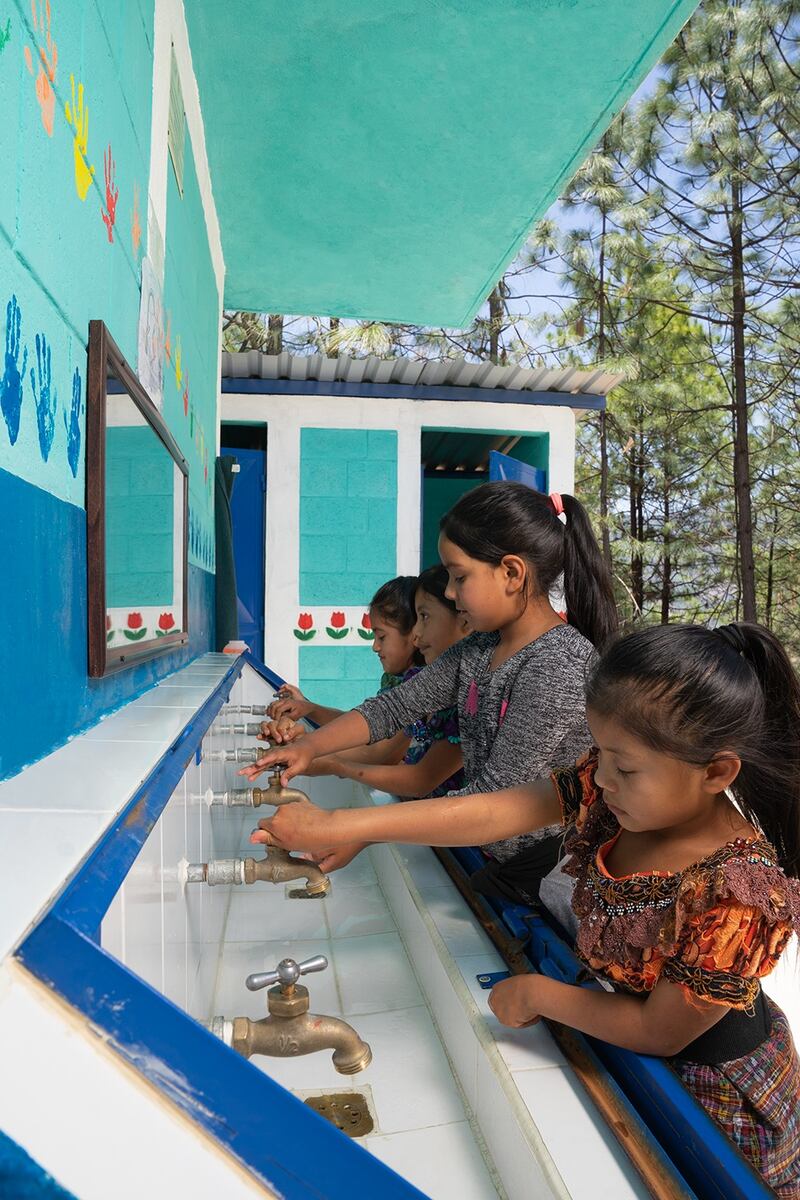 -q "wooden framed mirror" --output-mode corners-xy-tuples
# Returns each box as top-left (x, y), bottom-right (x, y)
(86, 320), (189, 677)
